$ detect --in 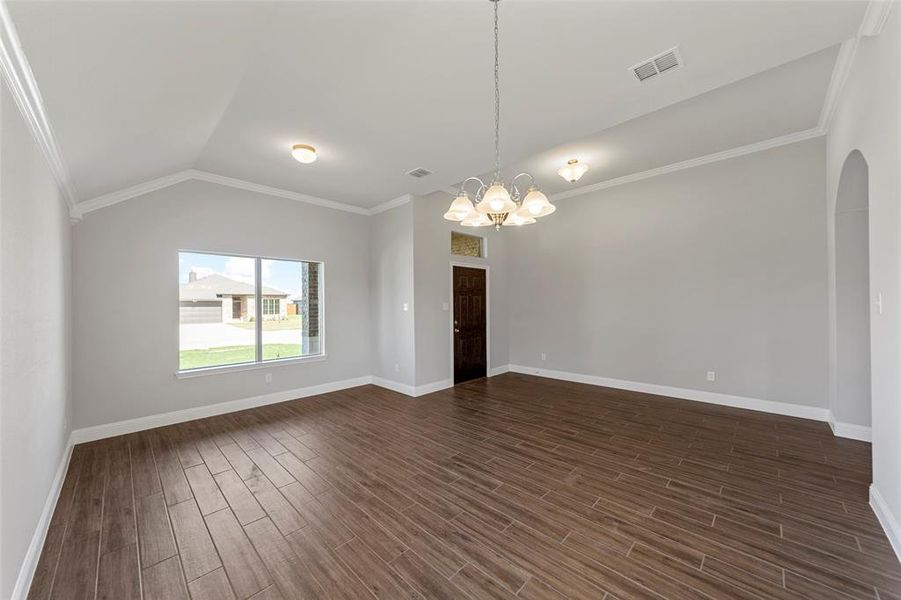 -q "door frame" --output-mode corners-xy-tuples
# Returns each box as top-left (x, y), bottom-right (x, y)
(449, 261), (490, 384)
